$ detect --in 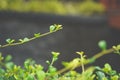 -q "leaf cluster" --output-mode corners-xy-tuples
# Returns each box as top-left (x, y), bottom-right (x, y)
(0, 0), (105, 16)
(0, 49), (120, 80)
